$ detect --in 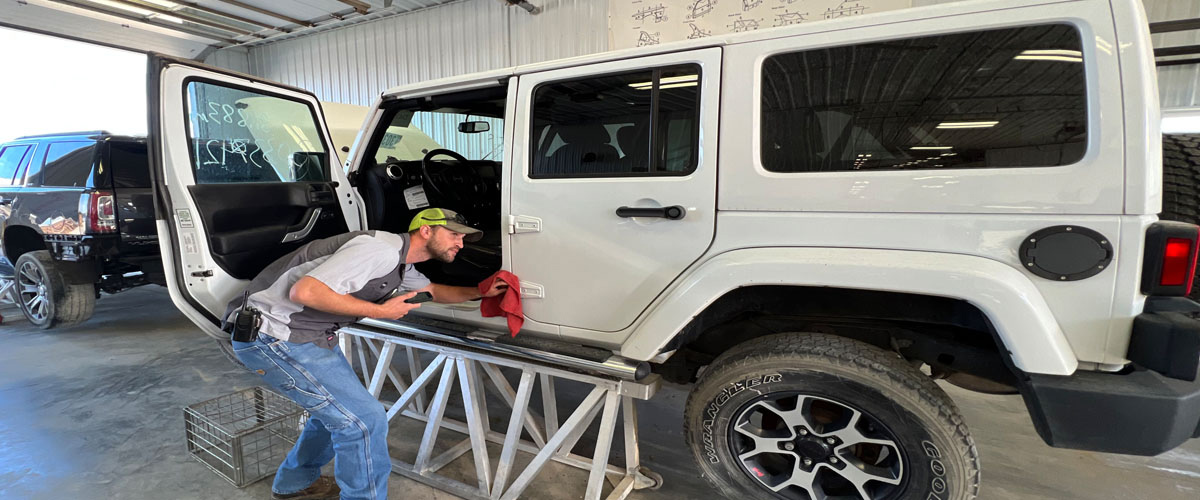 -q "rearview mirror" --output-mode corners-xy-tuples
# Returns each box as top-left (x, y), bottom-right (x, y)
(458, 121), (490, 134)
